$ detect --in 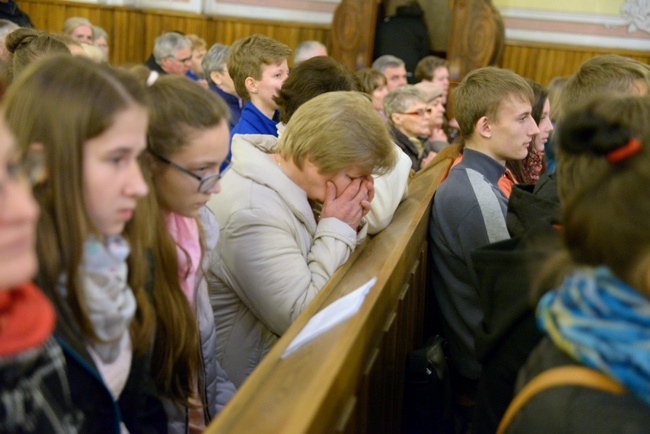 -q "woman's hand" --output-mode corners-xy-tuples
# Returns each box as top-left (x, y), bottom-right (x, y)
(361, 176), (374, 218)
(321, 178), (370, 230)
(431, 127), (448, 143)
(421, 151), (437, 169)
